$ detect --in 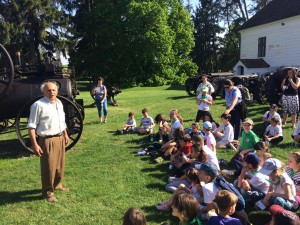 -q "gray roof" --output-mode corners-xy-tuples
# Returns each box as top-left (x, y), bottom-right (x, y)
(240, 59), (270, 68)
(239, 0), (300, 30)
